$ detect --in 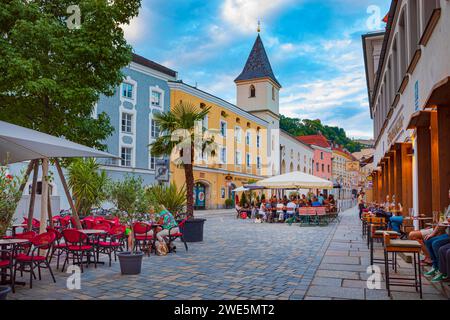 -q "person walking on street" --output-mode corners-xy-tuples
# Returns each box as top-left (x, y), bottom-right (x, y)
(358, 191), (365, 220)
